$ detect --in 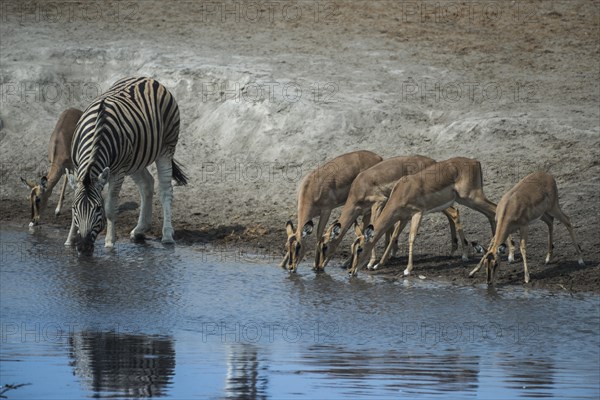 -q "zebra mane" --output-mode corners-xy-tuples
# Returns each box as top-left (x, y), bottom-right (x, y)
(80, 100), (108, 186)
